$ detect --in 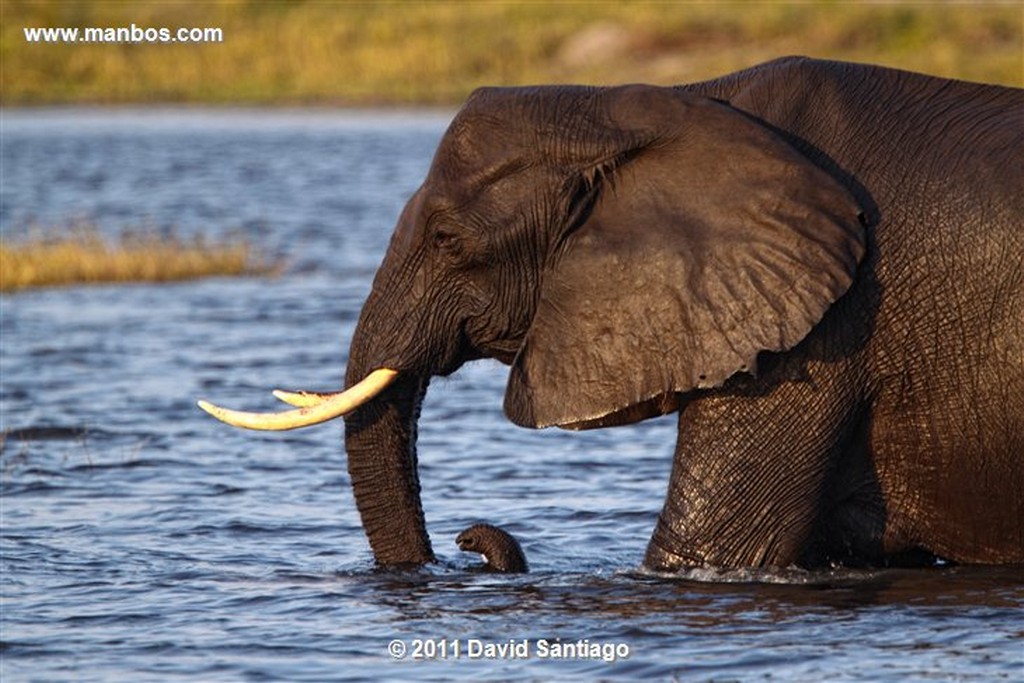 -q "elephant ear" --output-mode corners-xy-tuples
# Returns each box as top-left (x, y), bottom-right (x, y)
(504, 86), (865, 429)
